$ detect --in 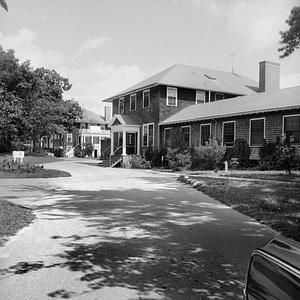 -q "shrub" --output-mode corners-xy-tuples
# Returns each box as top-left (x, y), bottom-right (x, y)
(224, 139), (250, 167)
(0, 159), (43, 173)
(276, 145), (298, 174)
(191, 140), (226, 171)
(128, 155), (151, 169)
(167, 148), (191, 171)
(259, 141), (277, 169)
(145, 147), (167, 168)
